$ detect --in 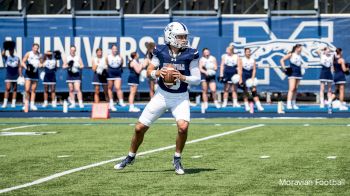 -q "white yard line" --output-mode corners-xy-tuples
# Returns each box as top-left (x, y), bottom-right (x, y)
(0, 124), (264, 194)
(1, 124), (47, 131)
